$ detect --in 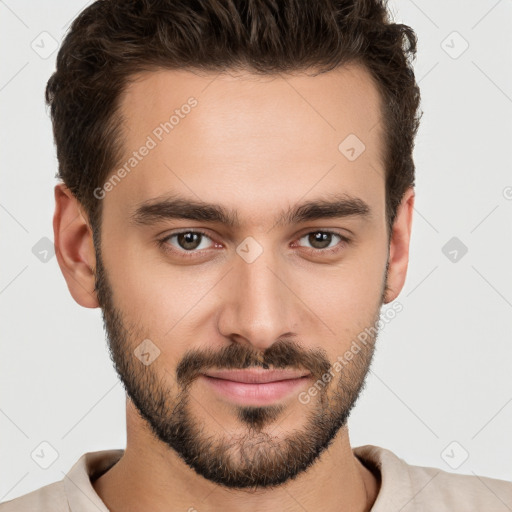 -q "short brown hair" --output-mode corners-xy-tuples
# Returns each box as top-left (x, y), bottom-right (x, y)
(45, 0), (421, 239)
